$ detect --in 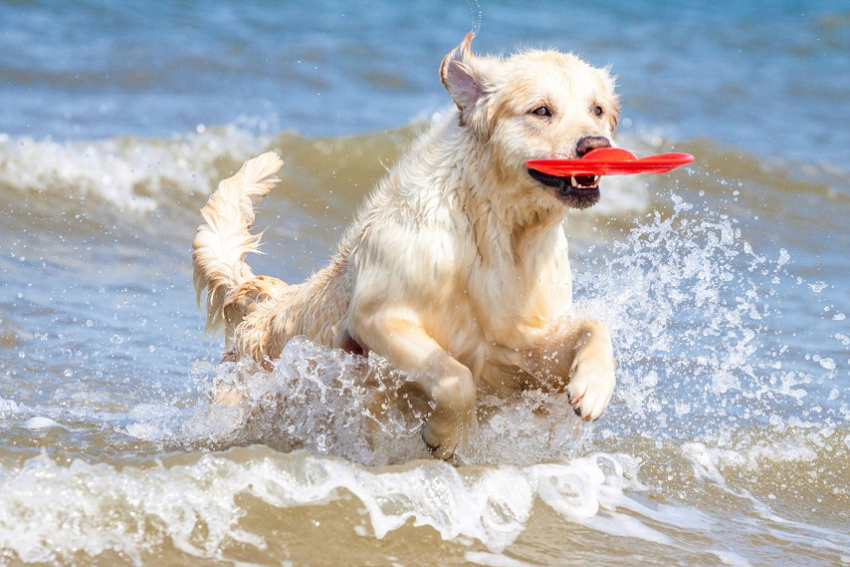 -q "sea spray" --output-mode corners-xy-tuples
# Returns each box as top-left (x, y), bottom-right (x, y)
(578, 194), (847, 440)
(130, 340), (592, 467)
